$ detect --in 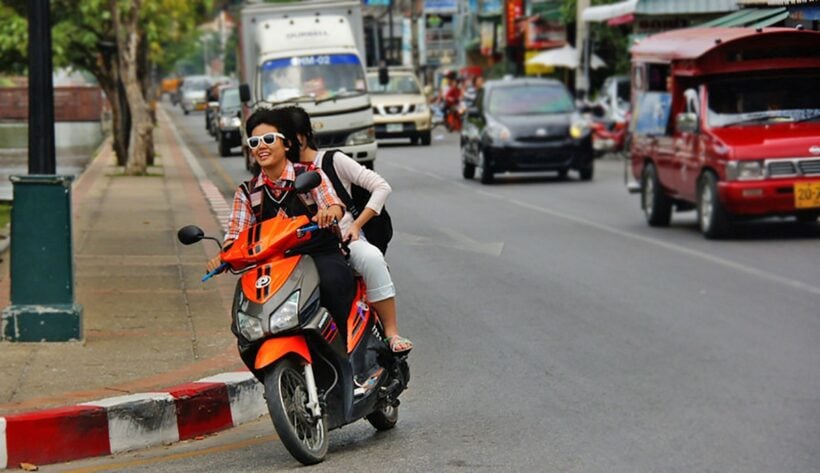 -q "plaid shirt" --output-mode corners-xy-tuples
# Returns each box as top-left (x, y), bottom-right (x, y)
(224, 161), (343, 242)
